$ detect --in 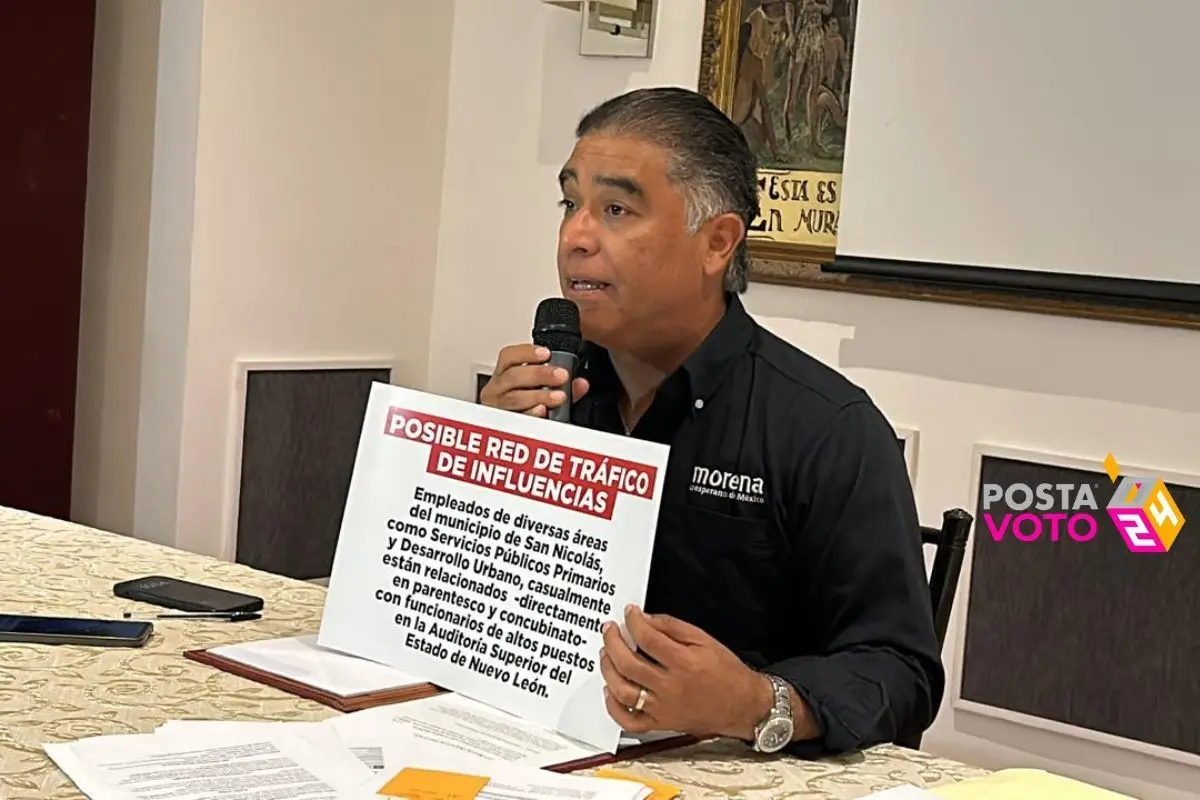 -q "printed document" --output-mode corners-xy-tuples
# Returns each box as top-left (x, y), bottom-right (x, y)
(155, 695), (680, 777)
(43, 729), (367, 800)
(156, 718), (389, 774)
(329, 693), (601, 768)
